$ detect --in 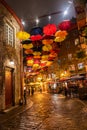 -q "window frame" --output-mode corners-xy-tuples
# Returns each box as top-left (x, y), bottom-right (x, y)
(4, 20), (15, 47)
